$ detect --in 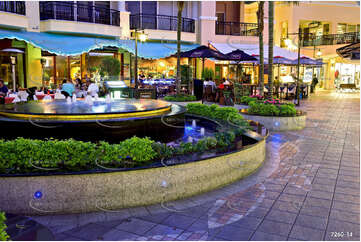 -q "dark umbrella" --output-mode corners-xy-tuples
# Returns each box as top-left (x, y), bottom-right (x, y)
(180, 45), (229, 59)
(180, 45), (229, 75)
(273, 56), (293, 85)
(225, 49), (257, 82)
